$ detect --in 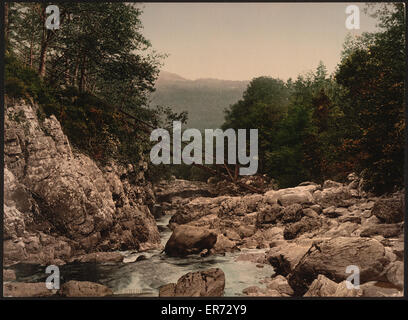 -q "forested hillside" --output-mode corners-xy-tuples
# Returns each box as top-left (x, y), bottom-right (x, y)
(223, 3), (405, 194)
(150, 71), (249, 130)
